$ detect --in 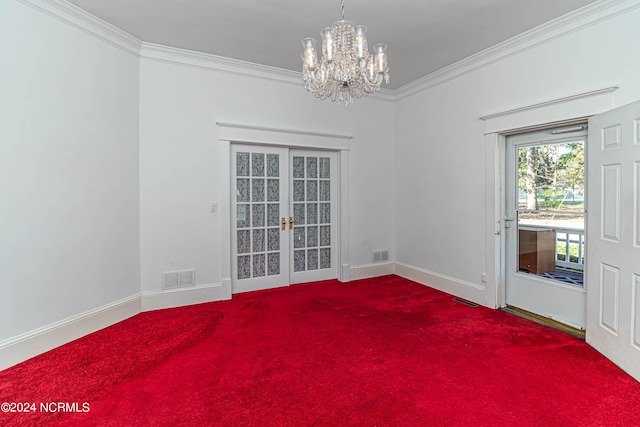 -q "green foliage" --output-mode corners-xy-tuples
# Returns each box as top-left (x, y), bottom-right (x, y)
(517, 140), (584, 210)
